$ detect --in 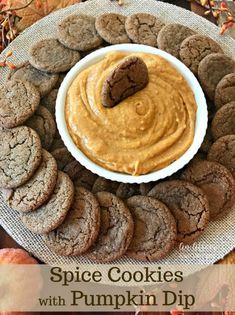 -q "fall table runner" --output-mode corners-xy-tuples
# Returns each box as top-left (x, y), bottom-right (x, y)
(0, 0), (235, 269)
